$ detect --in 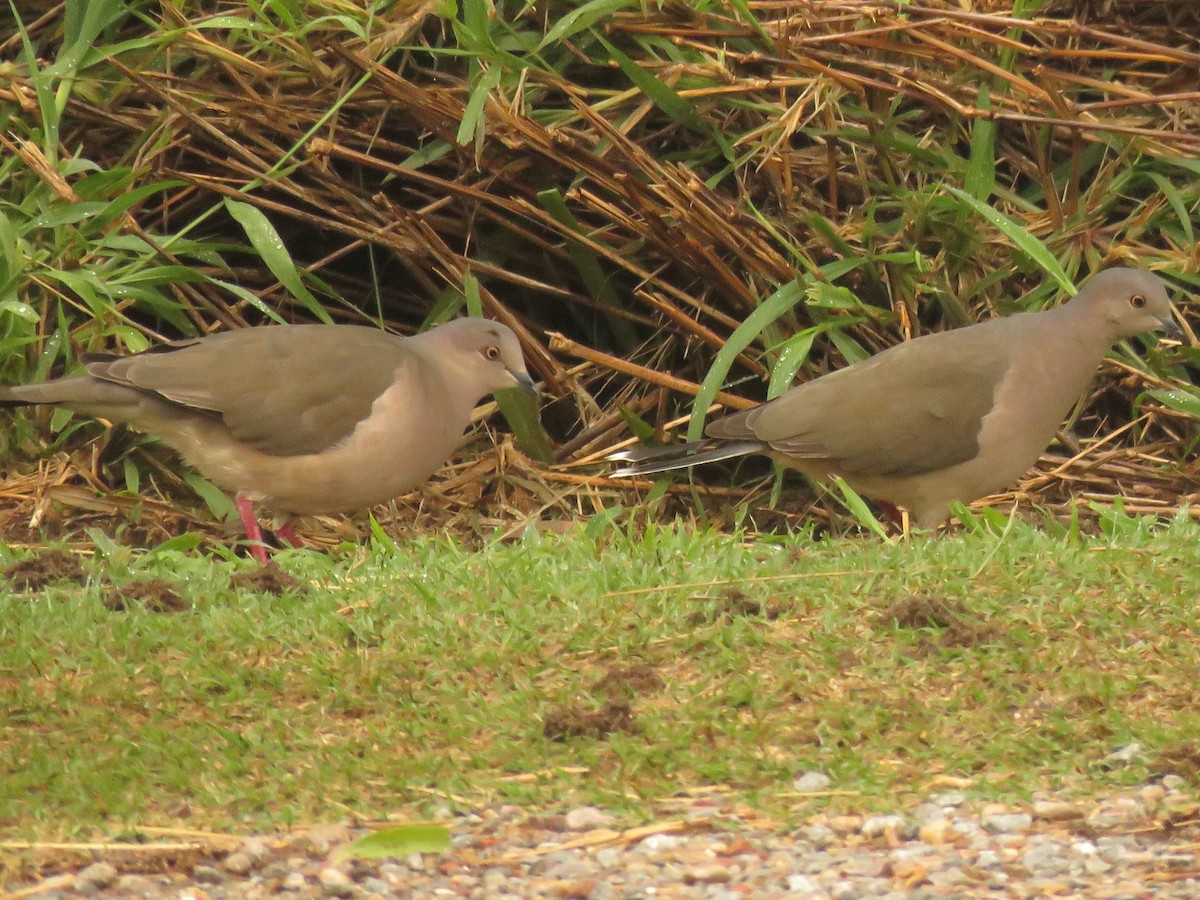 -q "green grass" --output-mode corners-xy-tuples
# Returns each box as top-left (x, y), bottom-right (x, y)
(3, 515), (1200, 840)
